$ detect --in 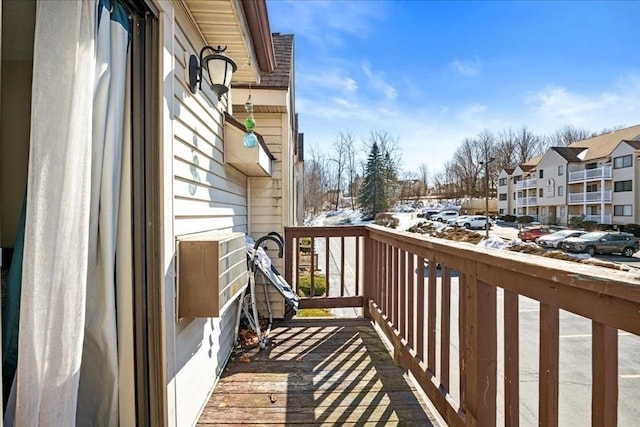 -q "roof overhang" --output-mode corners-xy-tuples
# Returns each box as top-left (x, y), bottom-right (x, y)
(224, 113), (274, 177)
(181, 0), (275, 85)
(231, 88), (289, 114)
